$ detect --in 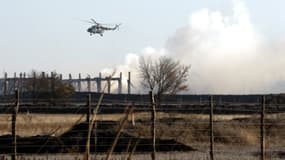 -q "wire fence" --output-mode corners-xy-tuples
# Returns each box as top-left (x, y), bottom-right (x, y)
(0, 92), (285, 160)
